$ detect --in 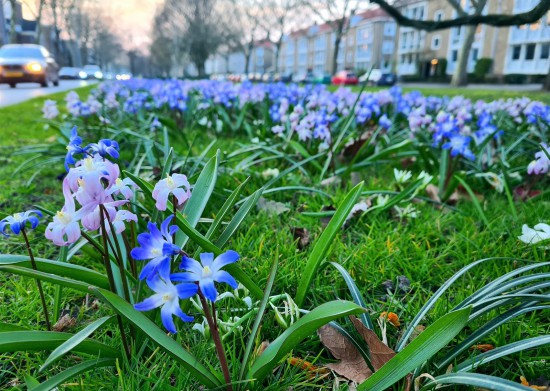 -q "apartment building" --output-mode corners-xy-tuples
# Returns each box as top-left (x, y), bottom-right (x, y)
(279, 8), (397, 76)
(395, 0), (549, 79)
(504, 0), (550, 75)
(205, 41), (274, 75)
